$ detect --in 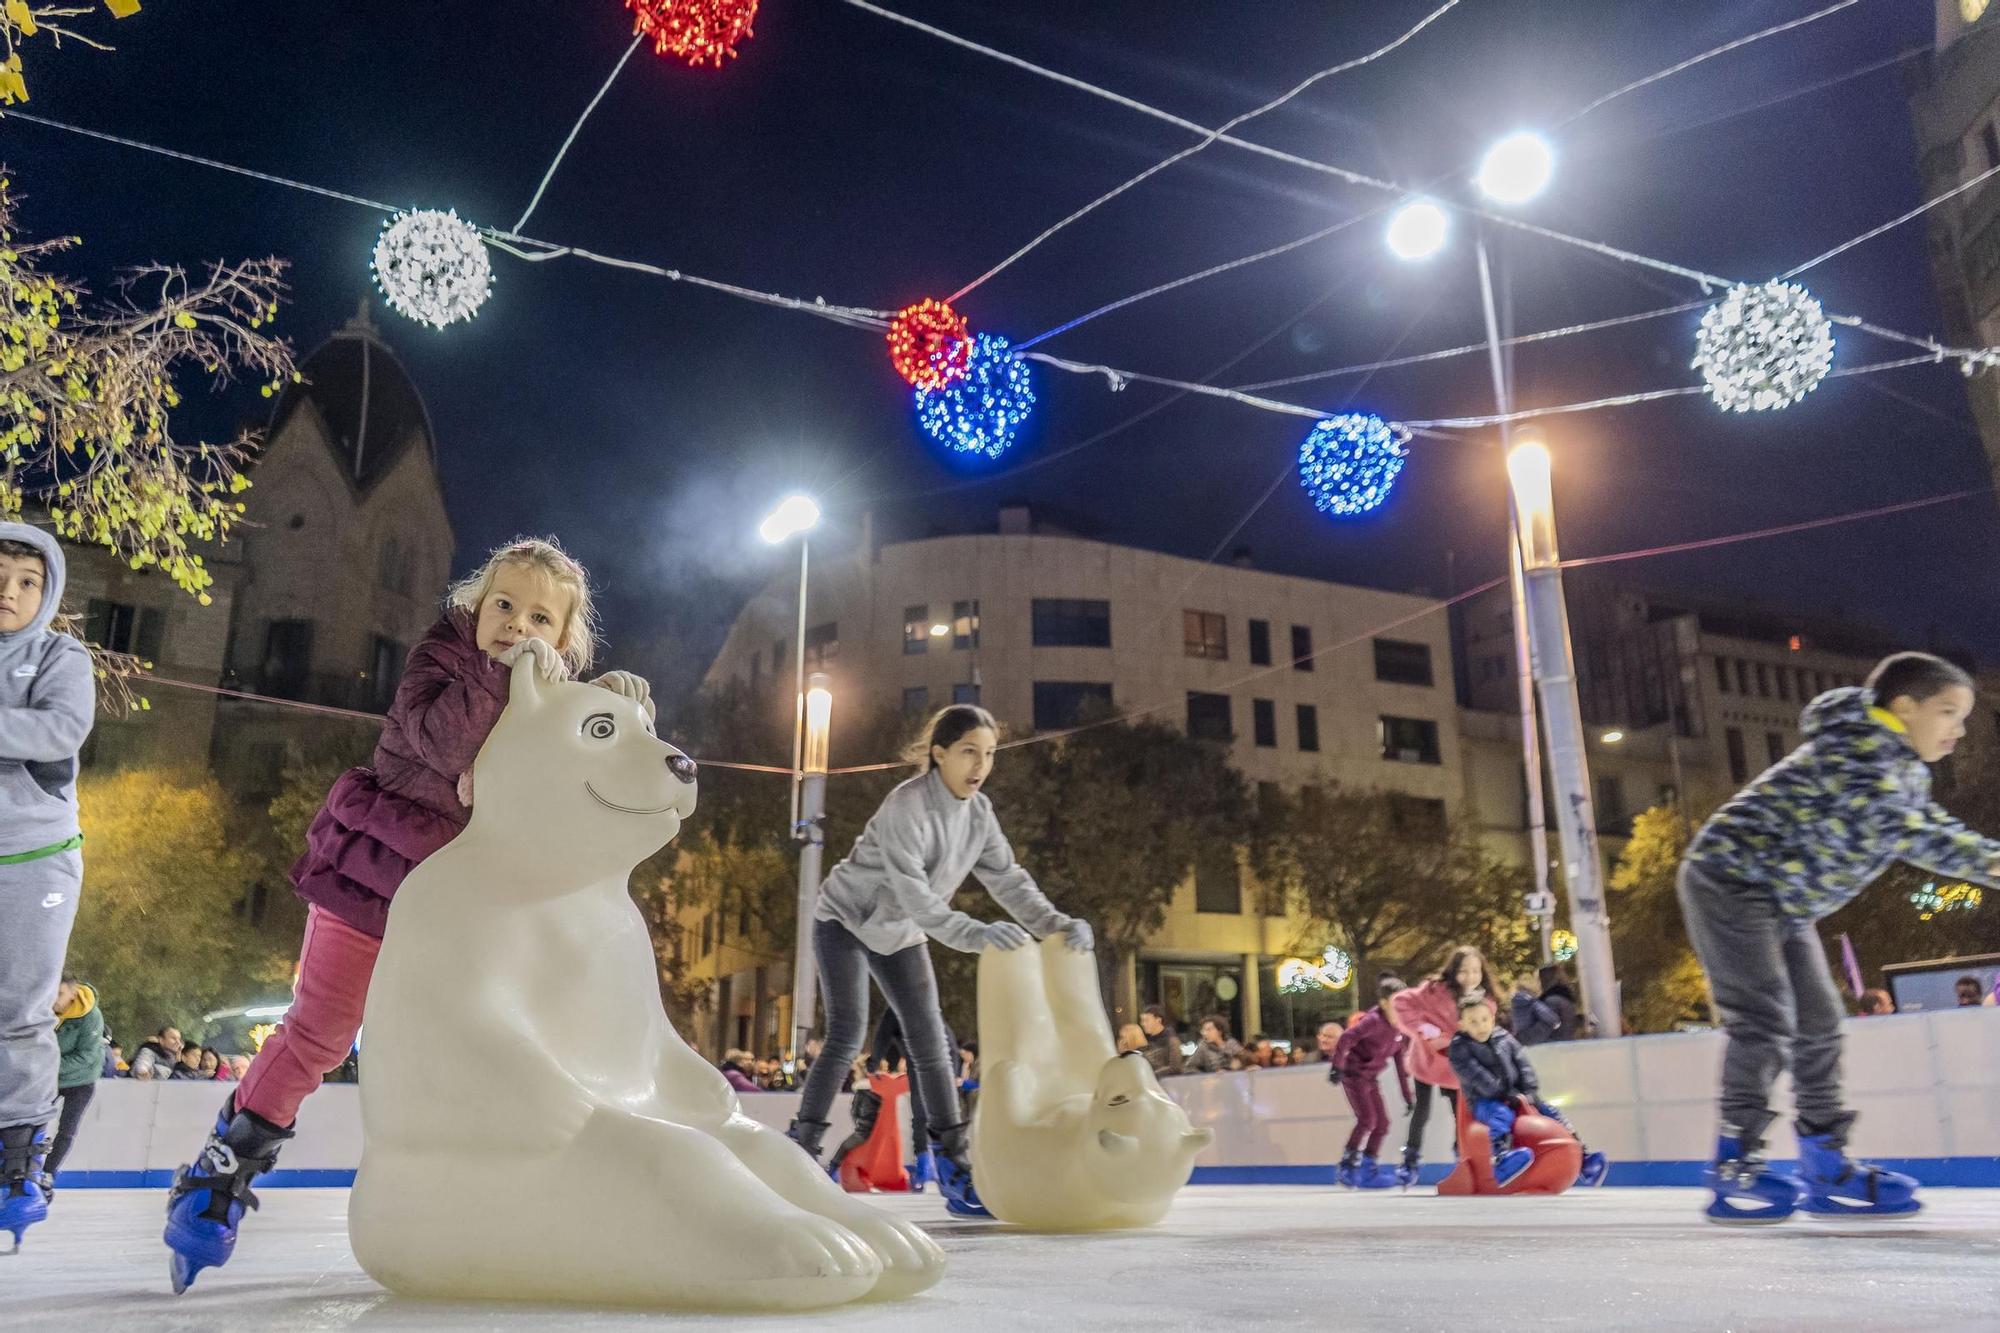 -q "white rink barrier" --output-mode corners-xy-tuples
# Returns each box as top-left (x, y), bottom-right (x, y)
(52, 1008), (2000, 1189)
